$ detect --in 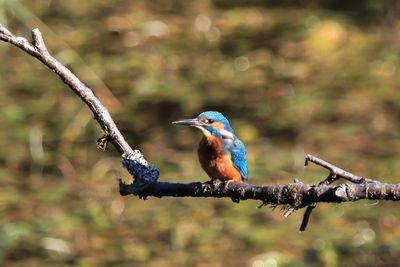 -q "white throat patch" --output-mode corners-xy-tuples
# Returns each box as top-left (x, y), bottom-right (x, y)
(195, 125), (211, 137)
(219, 129), (234, 139)
(195, 125), (234, 139)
